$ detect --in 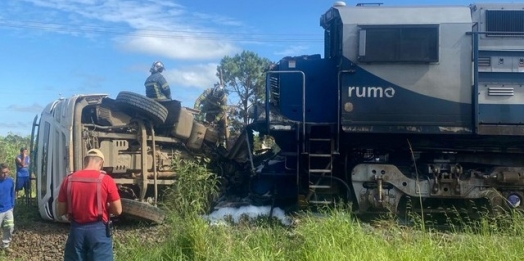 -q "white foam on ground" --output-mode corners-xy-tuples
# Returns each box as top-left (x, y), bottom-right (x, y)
(204, 205), (292, 226)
